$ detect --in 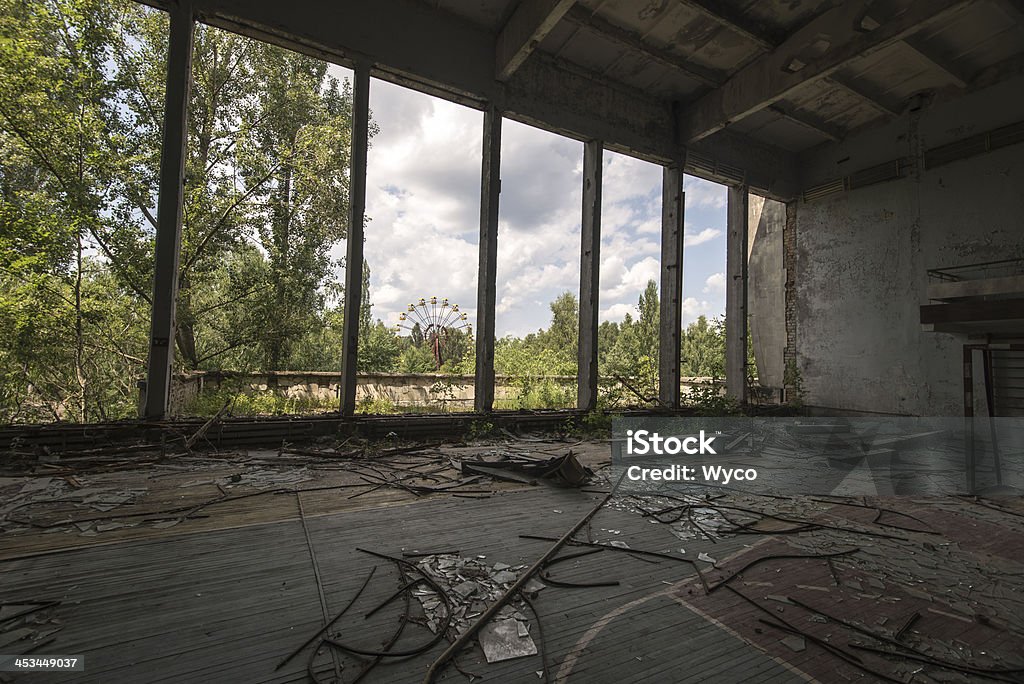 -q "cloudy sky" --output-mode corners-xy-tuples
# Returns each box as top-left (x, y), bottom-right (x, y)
(331, 67), (729, 338)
